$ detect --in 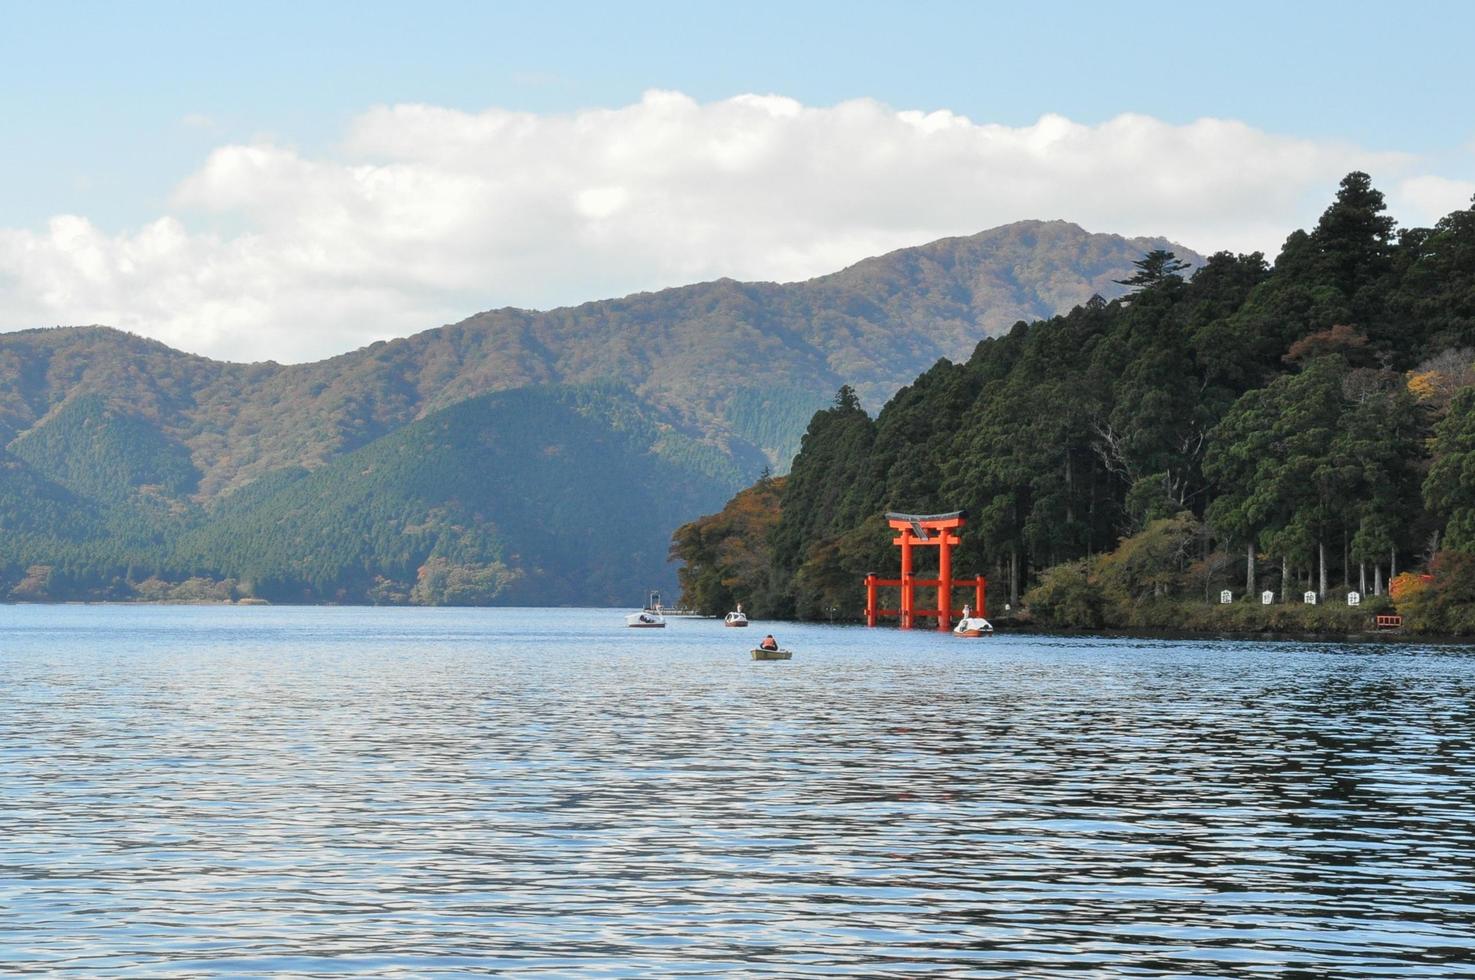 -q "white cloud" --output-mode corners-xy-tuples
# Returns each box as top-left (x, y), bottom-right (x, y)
(1393, 175), (1475, 227)
(0, 90), (1465, 363)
